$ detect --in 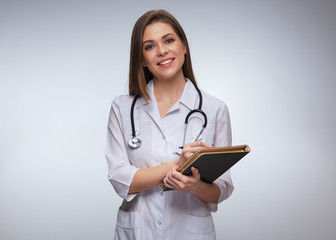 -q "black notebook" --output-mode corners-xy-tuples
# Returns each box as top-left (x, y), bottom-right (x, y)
(161, 145), (250, 191)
